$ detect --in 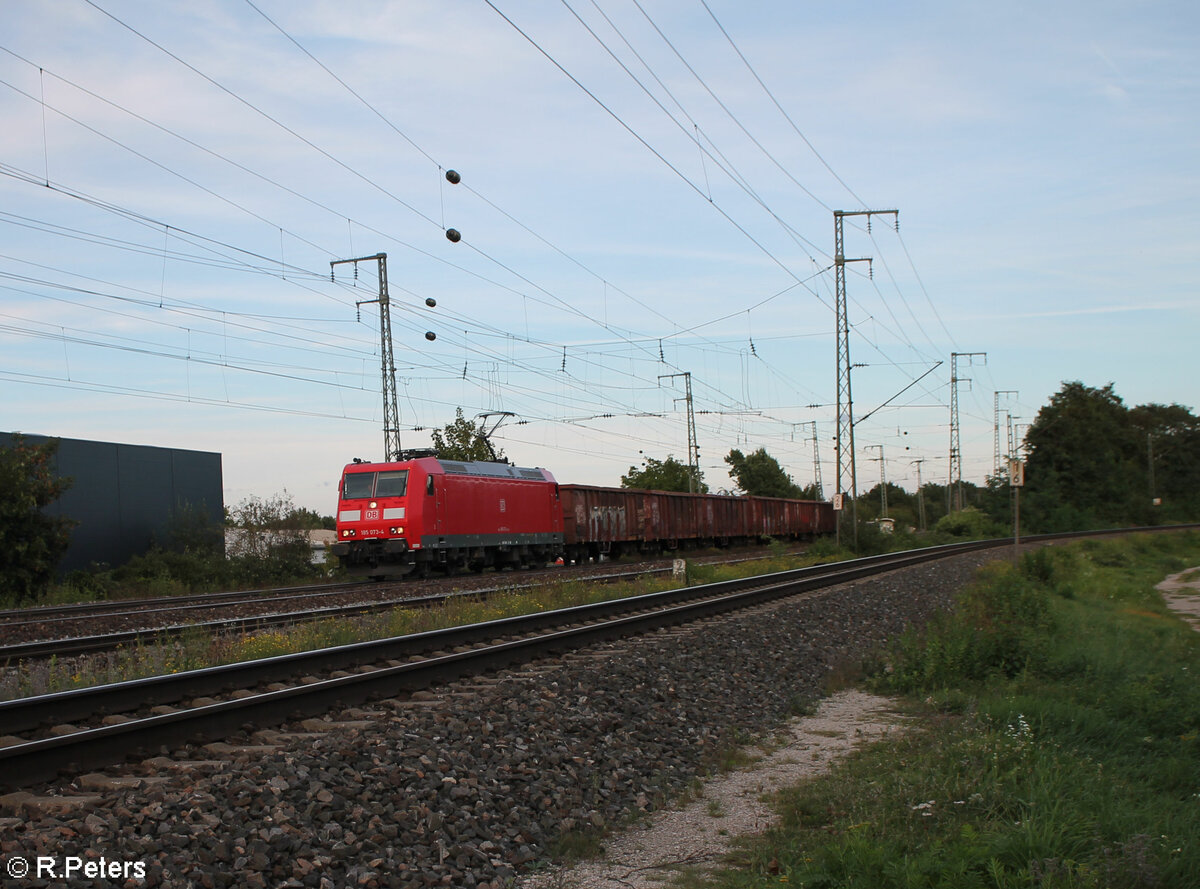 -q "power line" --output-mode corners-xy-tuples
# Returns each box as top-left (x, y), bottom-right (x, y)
(80, 0), (438, 229)
(482, 0), (825, 294)
(698, 0), (866, 207)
